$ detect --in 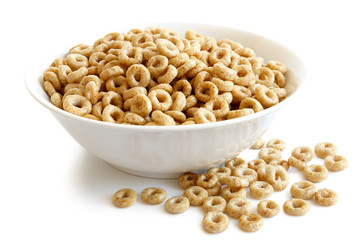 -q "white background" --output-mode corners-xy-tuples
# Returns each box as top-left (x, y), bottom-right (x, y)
(1, 0), (359, 239)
